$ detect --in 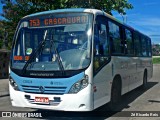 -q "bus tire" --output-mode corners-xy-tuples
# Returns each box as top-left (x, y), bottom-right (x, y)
(108, 76), (122, 111)
(142, 70), (148, 90)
